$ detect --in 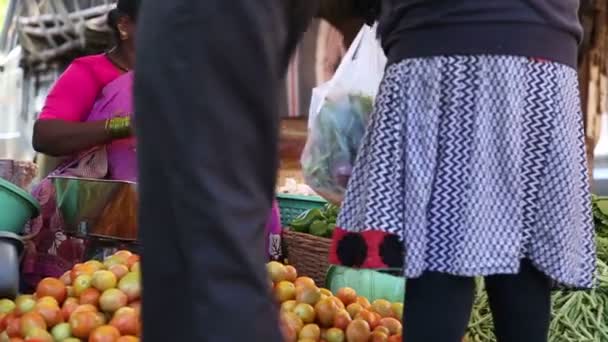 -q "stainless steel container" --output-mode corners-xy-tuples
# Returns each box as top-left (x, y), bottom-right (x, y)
(51, 176), (138, 241)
